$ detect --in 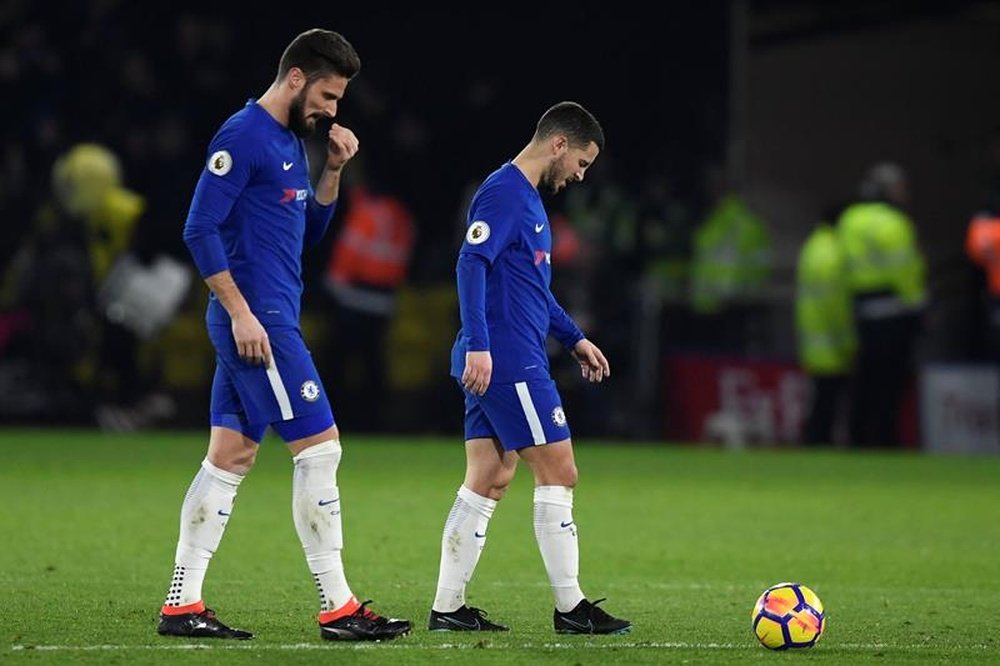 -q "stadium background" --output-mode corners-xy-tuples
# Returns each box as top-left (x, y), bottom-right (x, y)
(2, 0), (999, 449)
(2, 3), (1000, 663)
